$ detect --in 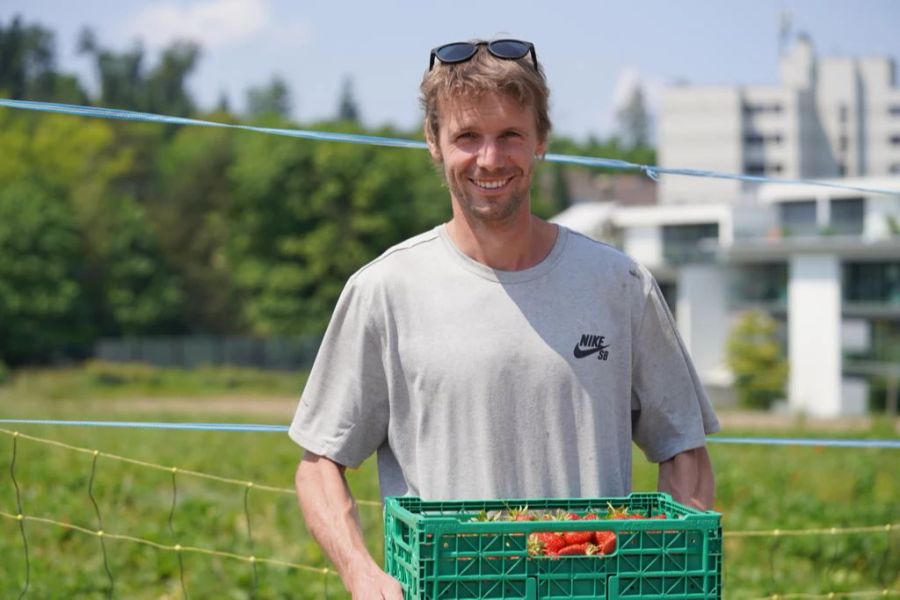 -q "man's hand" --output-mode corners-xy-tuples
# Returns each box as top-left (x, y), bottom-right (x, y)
(346, 565), (404, 599)
(657, 445), (715, 510)
(294, 452), (404, 599)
